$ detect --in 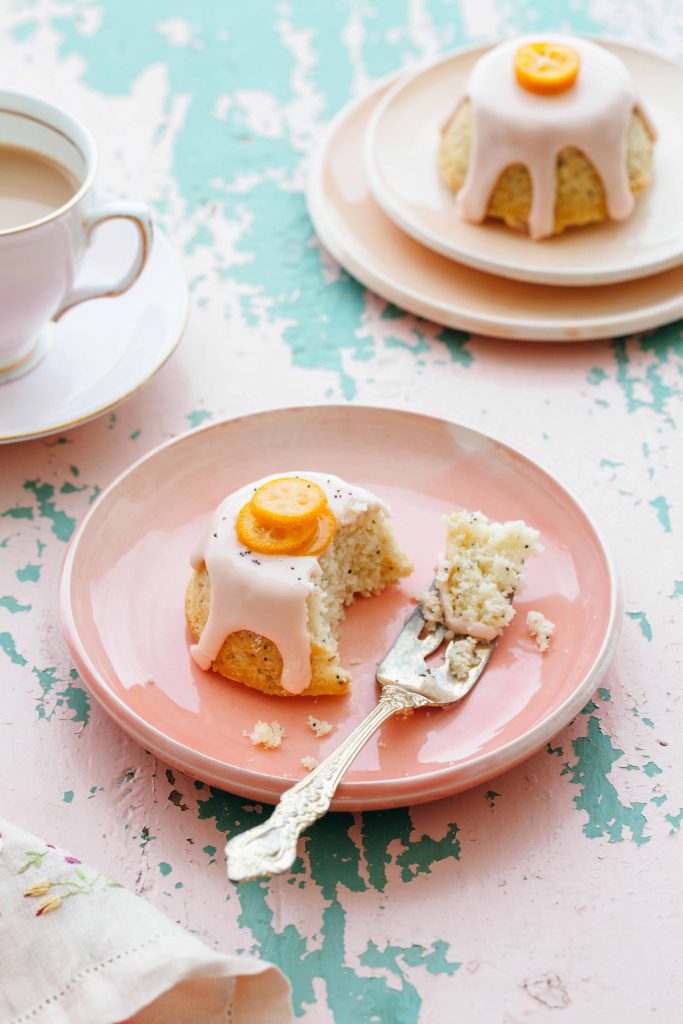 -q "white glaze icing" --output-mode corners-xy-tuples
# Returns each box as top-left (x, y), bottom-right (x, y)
(189, 472), (386, 694)
(457, 36), (642, 239)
